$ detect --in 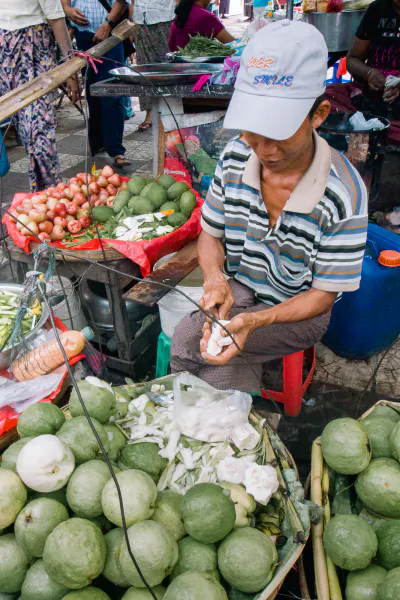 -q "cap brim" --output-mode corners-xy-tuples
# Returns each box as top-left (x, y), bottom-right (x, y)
(224, 90), (315, 141)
